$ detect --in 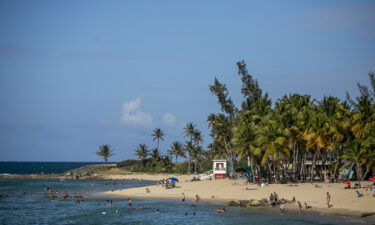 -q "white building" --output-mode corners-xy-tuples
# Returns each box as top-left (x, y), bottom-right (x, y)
(213, 159), (227, 179)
